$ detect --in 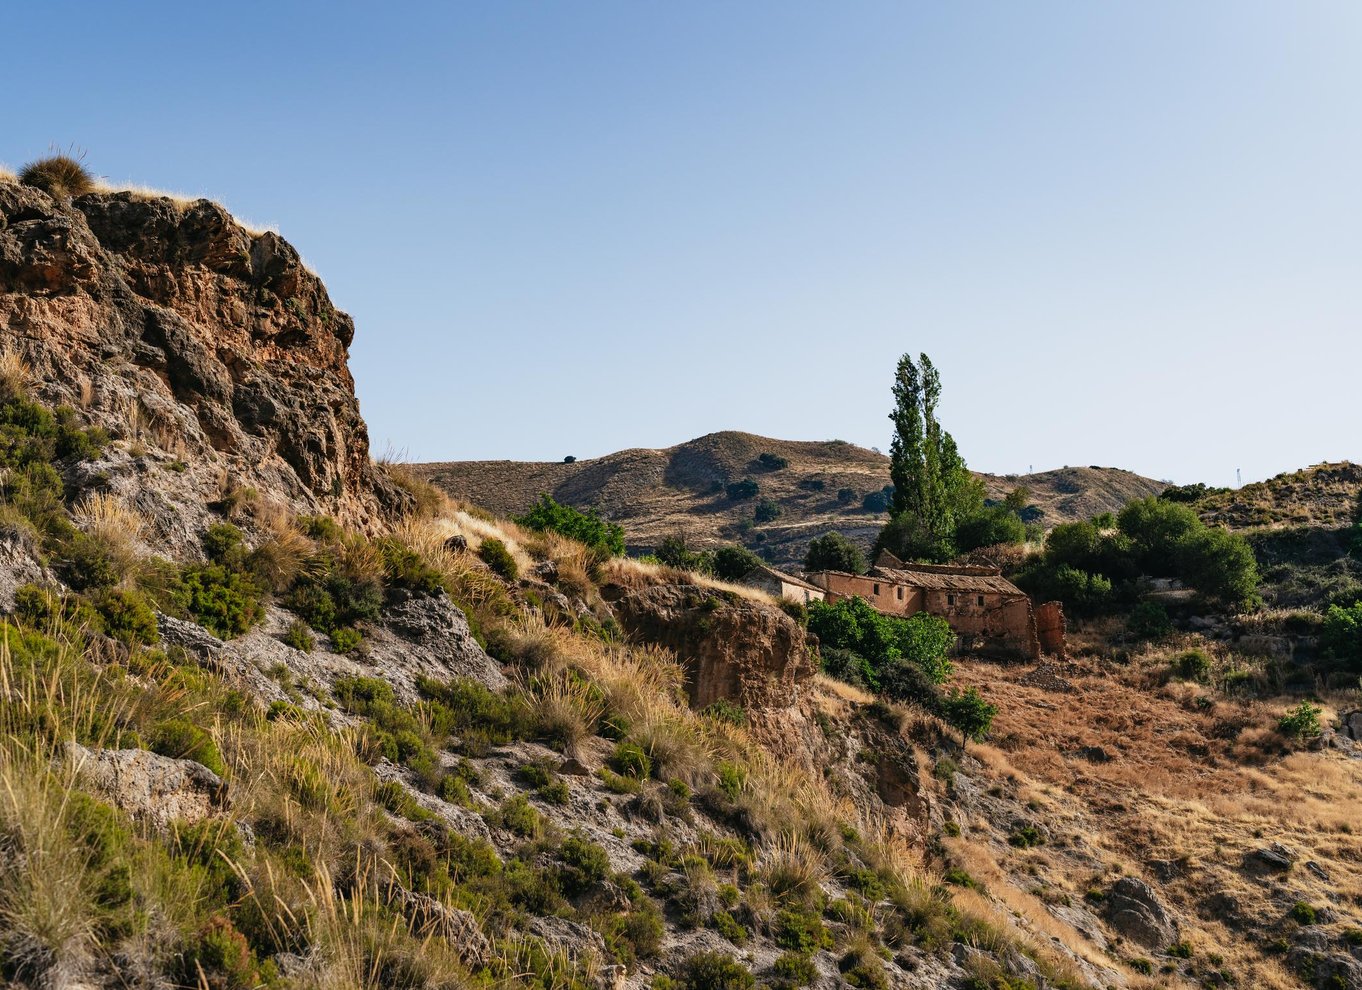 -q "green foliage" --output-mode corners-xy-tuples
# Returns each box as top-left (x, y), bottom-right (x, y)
(677, 952), (755, 990)
(479, 538), (519, 581)
(774, 907), (832, 952)
(19, 154), (96, 198)
(954, 505), (1027, 552)
(1172, 648), (1212, 682)
(1126, 601), (1172, 640)
(148, 719), (226, 776)
(837, 487), (857, 505)
(93, 588), (159, 646)
(1178, 526), (1260, 609)
(722, 479), (759, 503)
(1289, 901), (1318, 925)
(554, 833), (610, 897)
(940, 687), (997, 745)
(754, 499), (782, 523)
(329, 626), (362, 653)
(770, 952), (818, 989)
(656, 534), (714, 574)
(515, 494), (626, 557)
(171, 563), (263, 639)
(711, 909), (748, 944)
(202, 523), (247, 568)
(610, 741), (653, 779)
(805, 532), (865, 574)
(882, 353), (984, 561)
(808, 596), (954, 688)
(712, 544), (763, 581)
(877, 658), (943, 711)
(1160, 482), (1229, 504)
(700, 699), (747, 726)
(285, 544), (383, 635)
(487, 793), (543, 838)
(1278, 701), (1322, 739)
(1015, 563), (1113, 616)
(1321, 602), (1362, 672)
(282, 620), (315, 652)
(1007, 823), (1045, 849)
(757, 452), (789, 471)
